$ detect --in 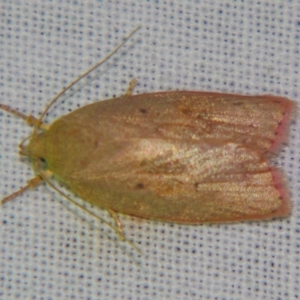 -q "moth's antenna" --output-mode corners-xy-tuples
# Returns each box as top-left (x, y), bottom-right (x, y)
(33, 25), (141, 135)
